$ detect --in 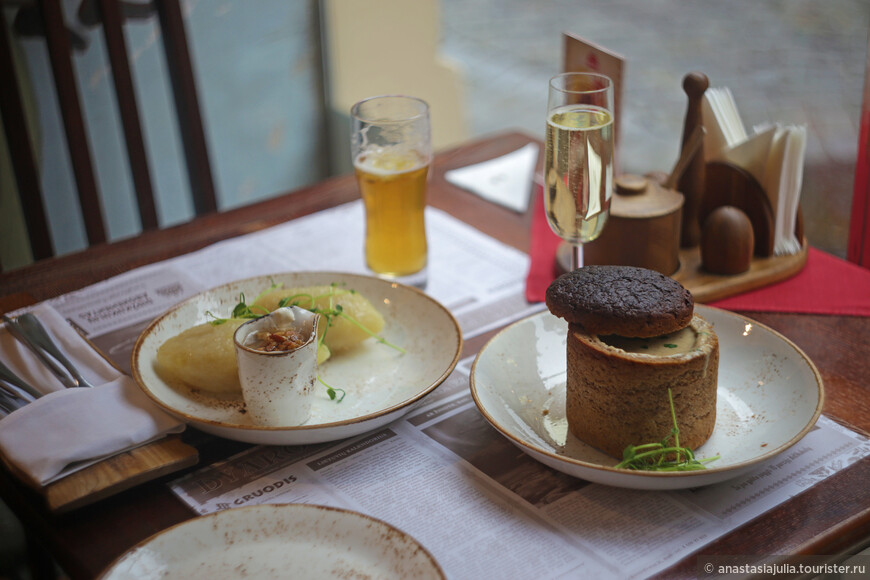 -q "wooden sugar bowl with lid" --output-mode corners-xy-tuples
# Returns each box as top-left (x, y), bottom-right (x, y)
(583, 174), (684, 275)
